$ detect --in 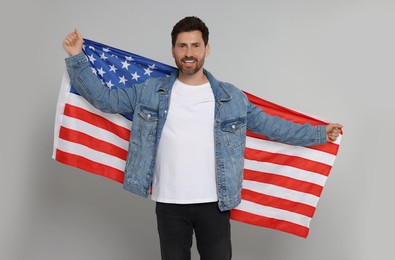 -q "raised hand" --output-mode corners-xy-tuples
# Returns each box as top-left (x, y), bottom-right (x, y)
(63, 29), (83, 56)
(326, 123), (343, 142)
